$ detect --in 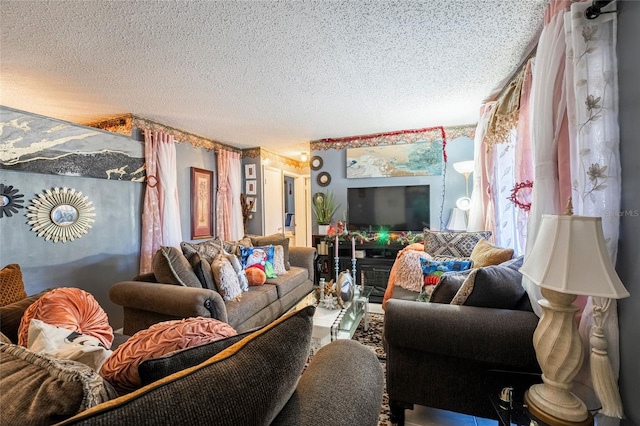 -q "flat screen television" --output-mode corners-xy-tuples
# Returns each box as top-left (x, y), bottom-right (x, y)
(347, 185), (430, 232)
